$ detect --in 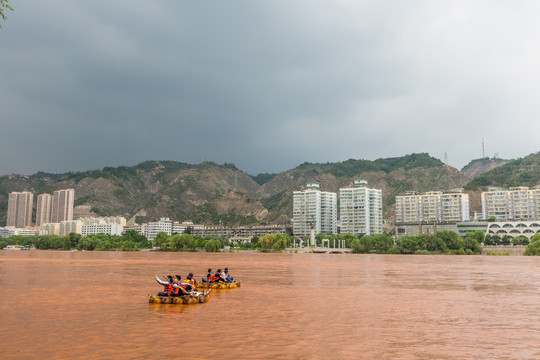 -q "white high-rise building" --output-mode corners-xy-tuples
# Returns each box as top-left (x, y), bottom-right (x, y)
(293, 182), (337, 236)
(396, 189), (469, 223)
(339, 180), (383, 235)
